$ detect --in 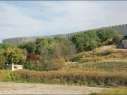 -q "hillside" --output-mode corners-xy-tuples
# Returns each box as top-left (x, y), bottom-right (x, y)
(0, 23), (127, 88)
(70, 45), (127, 72)
(2, 24), (127, 44)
